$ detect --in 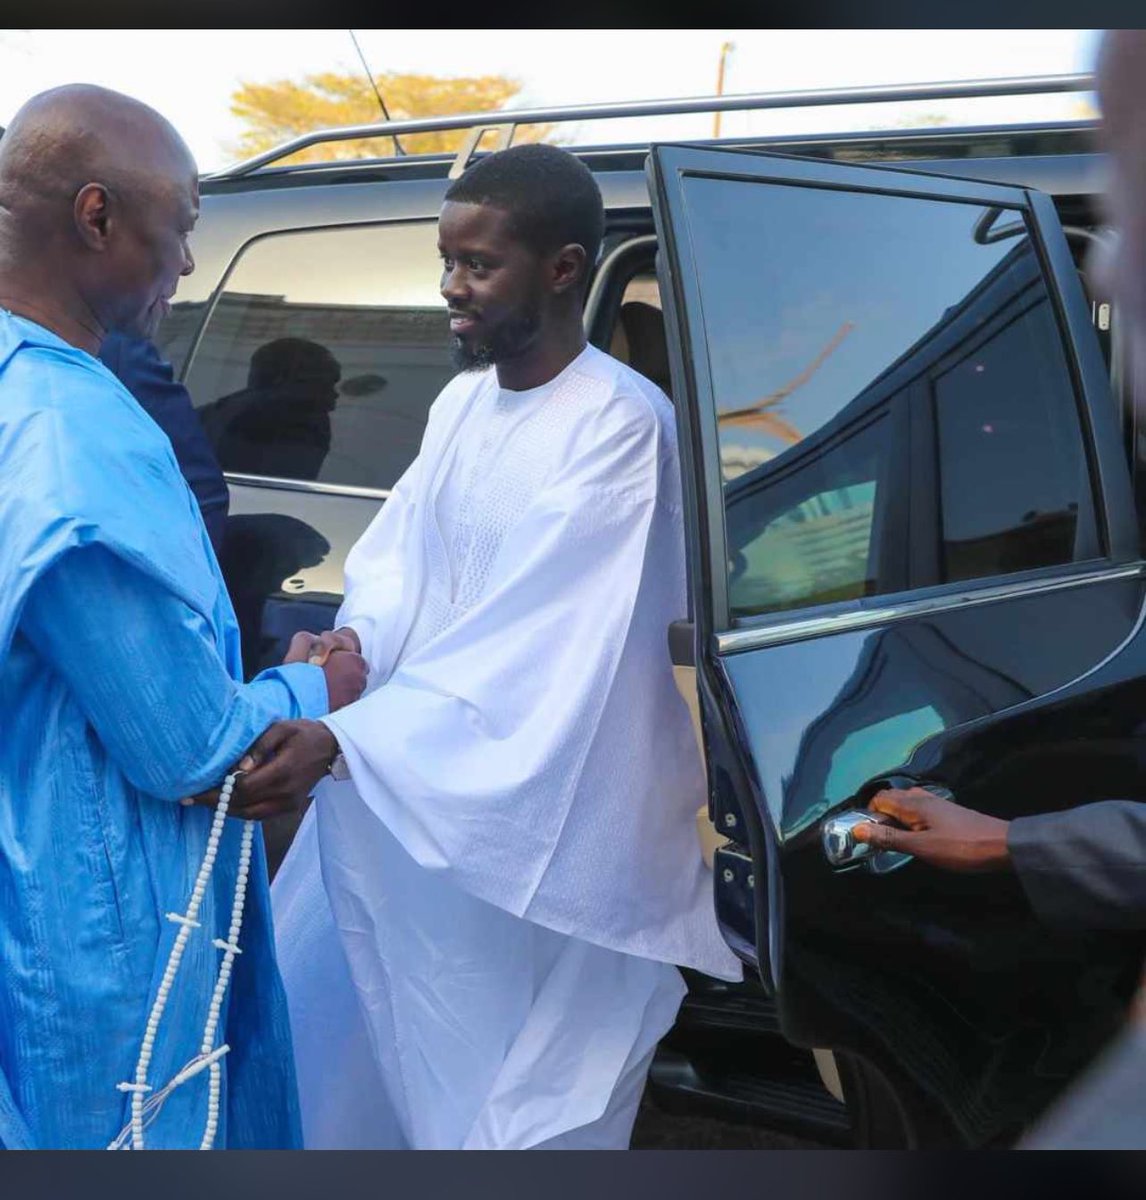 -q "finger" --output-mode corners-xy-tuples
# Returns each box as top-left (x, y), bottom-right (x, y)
(231, 798), (307, 823)
(309, 631), (360, 667)
(867, 788), (930, 824)
(308, 633), (340, 667)
(852, 820), (915, 854)
(247, 722), (297, 764)
(227, 782), (307, 819)
(181, 789), (220, 808)
(234, 756), (299, 808)
(334, 626), (362, 655)
(286, 631), (315, 661)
